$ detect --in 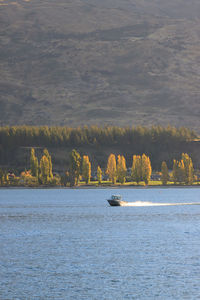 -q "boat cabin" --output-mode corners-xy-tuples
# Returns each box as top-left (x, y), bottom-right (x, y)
(111, 195), (122, 200)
